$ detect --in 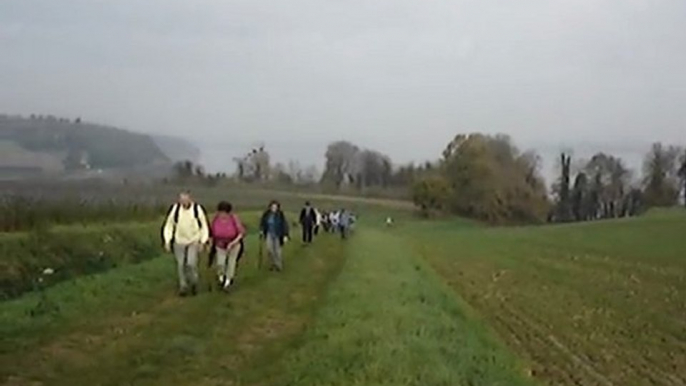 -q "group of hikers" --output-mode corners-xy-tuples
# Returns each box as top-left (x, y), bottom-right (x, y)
(161, 191), (354, 297)
(301, 203), (357, 241)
